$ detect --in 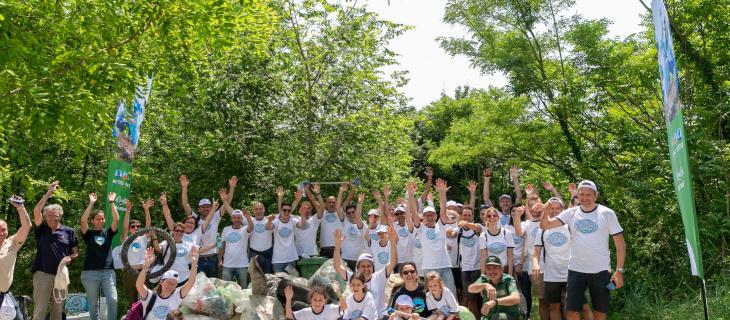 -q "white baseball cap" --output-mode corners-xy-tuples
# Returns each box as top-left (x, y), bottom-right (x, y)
(161, 270), (180, 283)
(577, 180), (598, 192)
(375, 224), (388, 234)
(367, 209), (380, 217)
(395, 294), (414, 307)
(422, 206), (437, 215)
(446, 200), (457, 208)
(231, 209), (244, 217)
(198, 198), (211, 206)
